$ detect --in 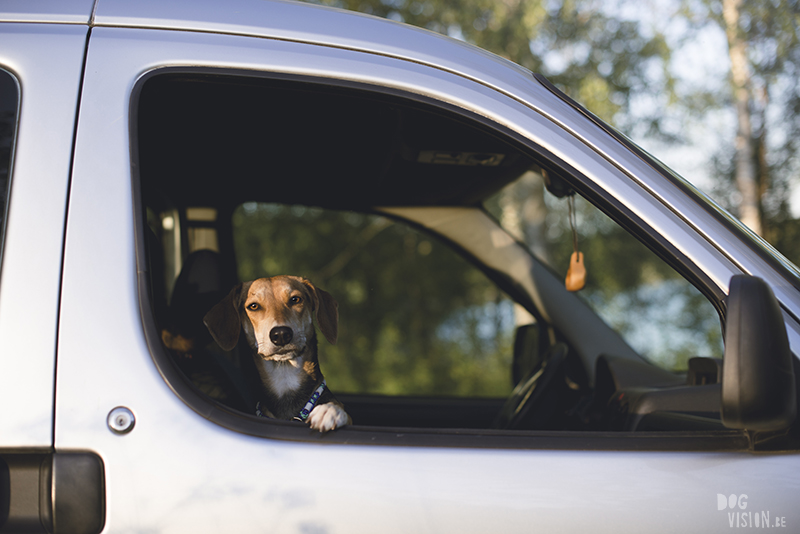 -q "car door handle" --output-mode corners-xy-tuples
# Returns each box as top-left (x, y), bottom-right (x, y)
(0, 451), (105, 534)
